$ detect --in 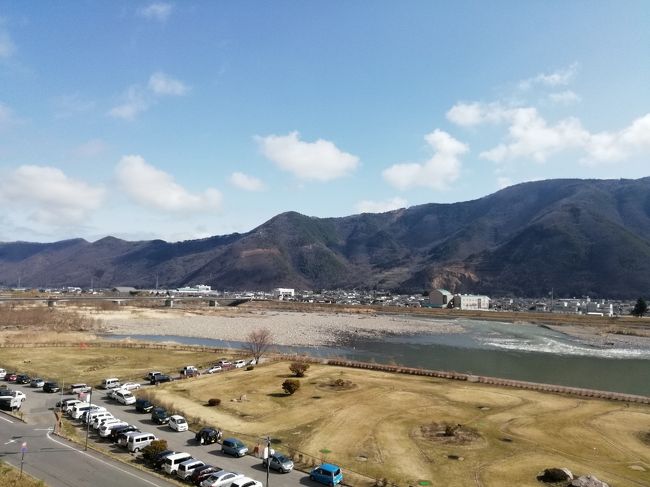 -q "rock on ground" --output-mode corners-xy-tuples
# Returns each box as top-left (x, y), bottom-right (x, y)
(537, 467), (574, 482)
(570, 475), (610, 487)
